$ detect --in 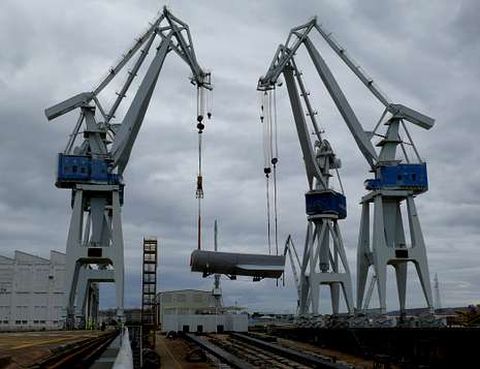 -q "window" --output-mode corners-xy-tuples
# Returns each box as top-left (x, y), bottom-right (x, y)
(15, 320), (21, 325)
(72, 166), (78, 173)
(412, 173), (417, 181)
